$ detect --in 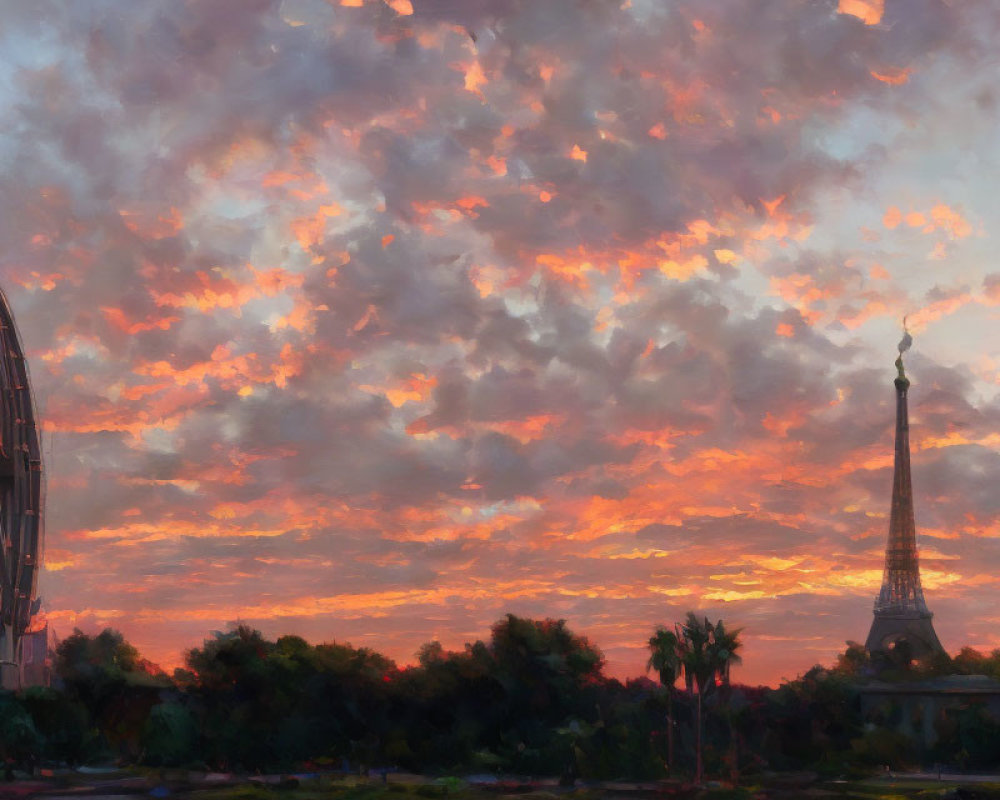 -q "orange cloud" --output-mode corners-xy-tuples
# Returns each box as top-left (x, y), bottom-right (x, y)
(14, 270), (68, 292)
(870, 67), (910, 85)
(119, 207), (184, 239)
(483, 414), (566, 444)
(446, 56), (490, 100)
(536, 253), (593, 288)
(753, 195), (812, 243)
(44, 548), (83, 572)
(769, 274), (826, 325)
(101, 307), (180, 335)
(134, 342), (304, 392)
(151, 270), (261, 313)
(883, 203), (972, 239)
(360, 372), (438, 408)
(930, 203), (973, 238)
(836, 292), (894, 329)
(906, 290), (974, 331)
(385, 0), (413, 15)
(291, 204), (342, 251)
(837, 0), (883, 25)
